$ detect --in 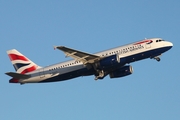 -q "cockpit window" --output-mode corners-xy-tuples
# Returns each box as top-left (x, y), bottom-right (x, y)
(156, 39), (165, 42)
